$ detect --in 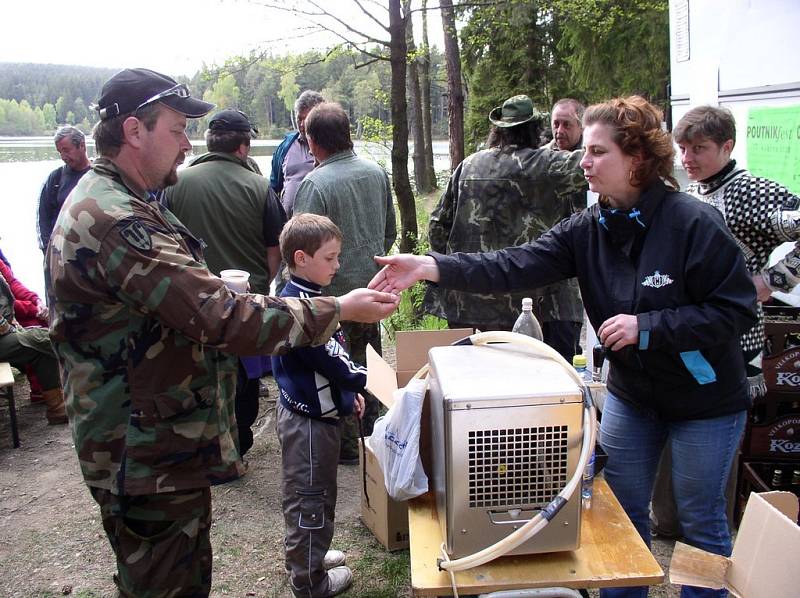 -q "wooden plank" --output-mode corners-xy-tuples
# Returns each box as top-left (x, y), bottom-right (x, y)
(0, 362), (13, 387)
(409, 479), (663, 596)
